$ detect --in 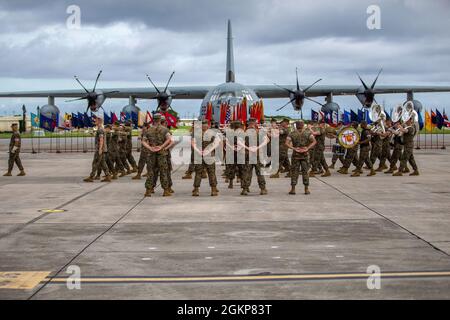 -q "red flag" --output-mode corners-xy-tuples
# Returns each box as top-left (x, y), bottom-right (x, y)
(145, 111), (153, 124)
(241, 98), (247, 124)
(111, 112), (118, 124)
